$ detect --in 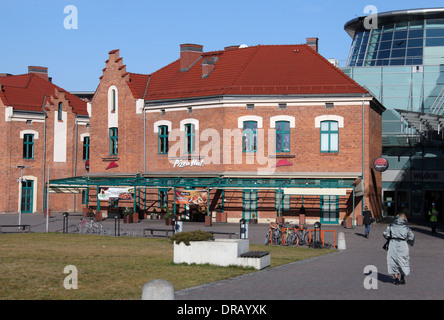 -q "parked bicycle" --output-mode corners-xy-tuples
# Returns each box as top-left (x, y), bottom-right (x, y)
(264, 221), (283, 245)
(295, 225), (309, 246)
(74, 217), (103, 234)
(264, 221), (311, 247)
